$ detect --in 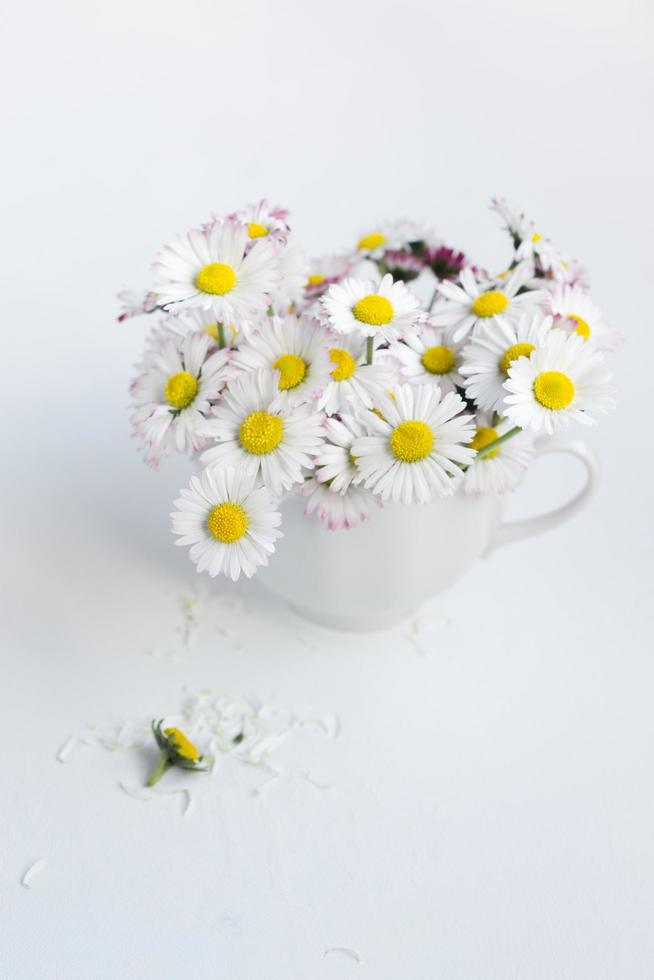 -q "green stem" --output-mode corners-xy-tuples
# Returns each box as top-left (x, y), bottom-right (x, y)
(366, 336), (374, 365)
(474, 425), (522, 461)
(217, 322), (226, 348)
(427, 285), (440, 312)
(145, 752), (172, 787)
